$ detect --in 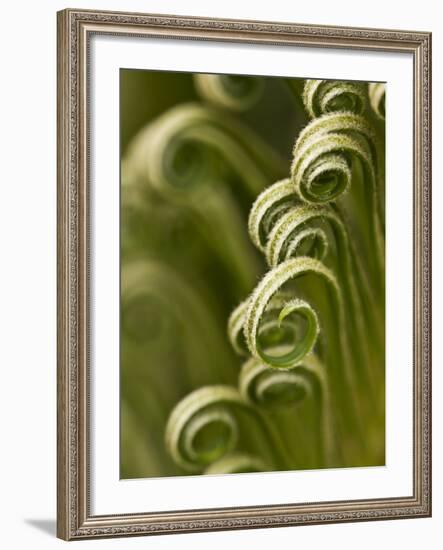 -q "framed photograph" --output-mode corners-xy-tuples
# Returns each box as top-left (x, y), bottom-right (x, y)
(57, 8), (431, 540)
